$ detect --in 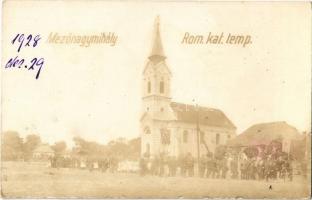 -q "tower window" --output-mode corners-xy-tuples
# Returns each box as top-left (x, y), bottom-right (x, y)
(160, 81), (164, 94)
(147, 81), (151, 93)
(183, 130), (188, 143)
